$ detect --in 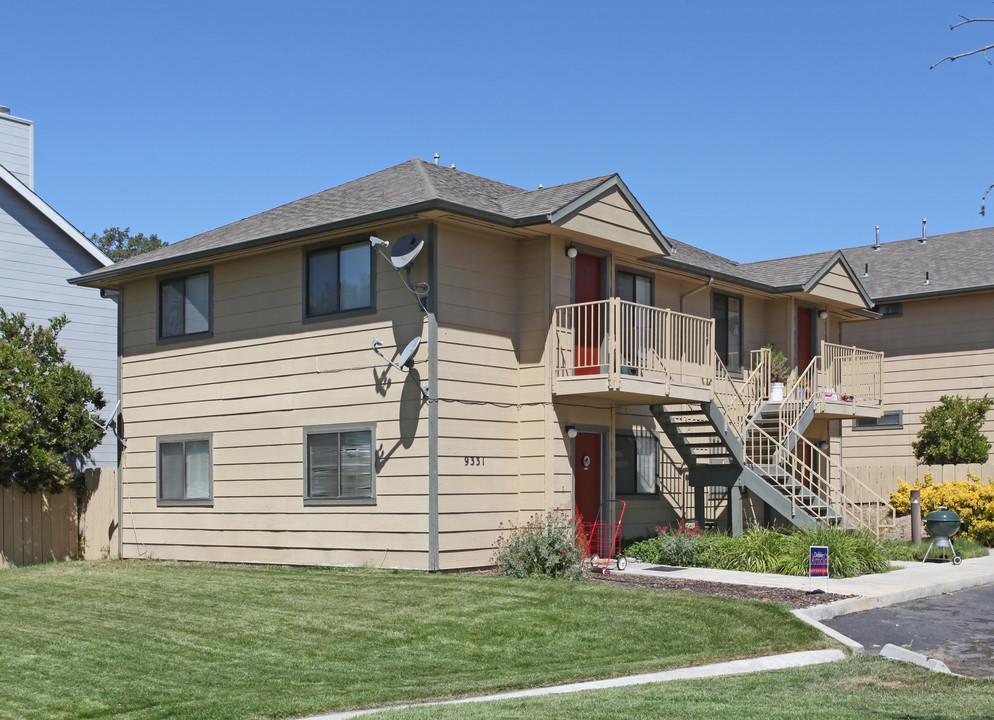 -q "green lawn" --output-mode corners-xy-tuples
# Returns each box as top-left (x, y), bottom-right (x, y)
(0, 560), (831, 720)
(376, 656), (994, 719)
